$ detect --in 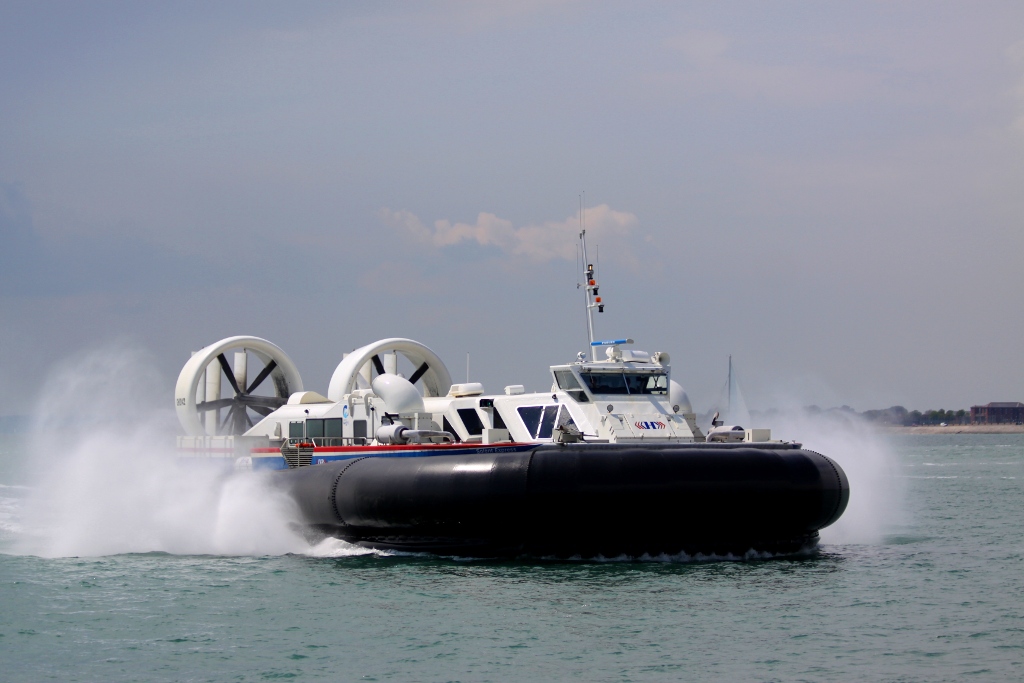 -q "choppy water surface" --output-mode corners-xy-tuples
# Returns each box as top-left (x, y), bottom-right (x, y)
(1, 433), (1022, 682)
